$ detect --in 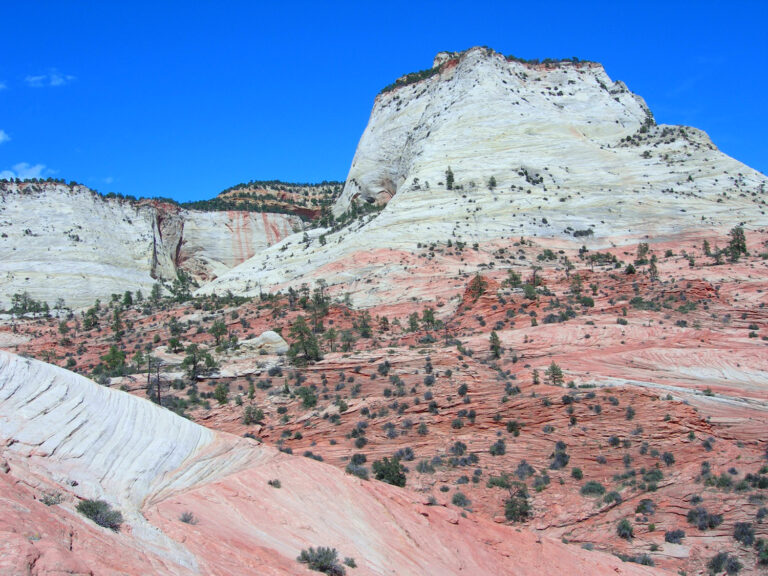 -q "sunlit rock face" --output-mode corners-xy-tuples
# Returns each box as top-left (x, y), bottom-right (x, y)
(199, 47), (767, 305)
(0, 350), (667, 576)
(0, 182), (300, 308)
